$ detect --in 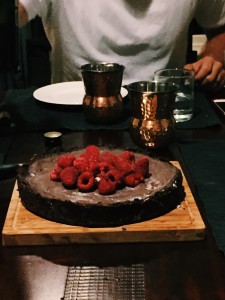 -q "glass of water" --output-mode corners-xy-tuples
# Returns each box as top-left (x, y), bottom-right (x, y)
(154, 68), (195, 122)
